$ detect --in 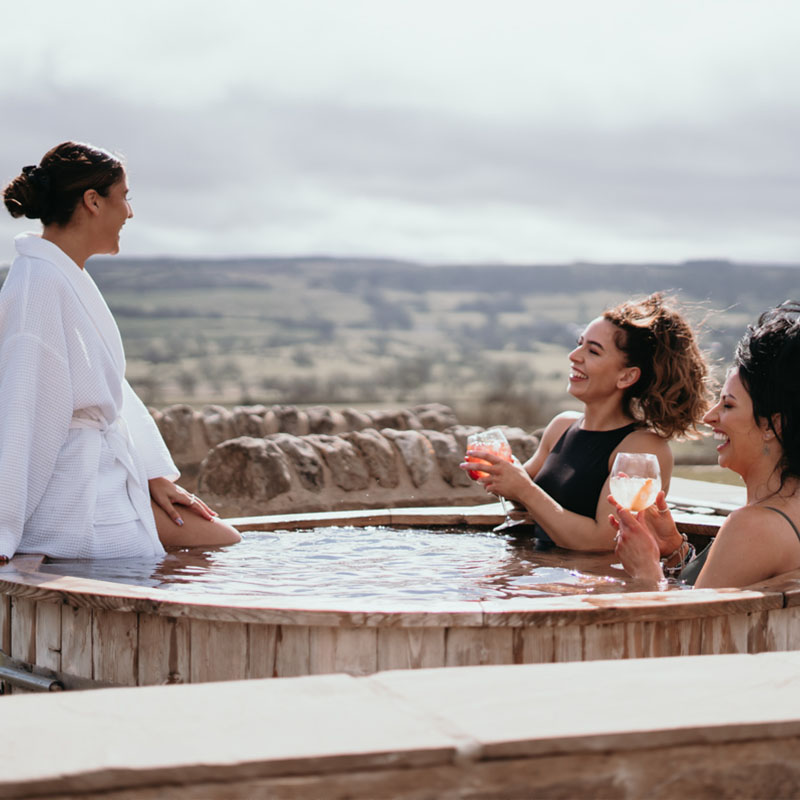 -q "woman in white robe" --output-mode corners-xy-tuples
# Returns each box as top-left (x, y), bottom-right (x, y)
(0, 141), (240, 561)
